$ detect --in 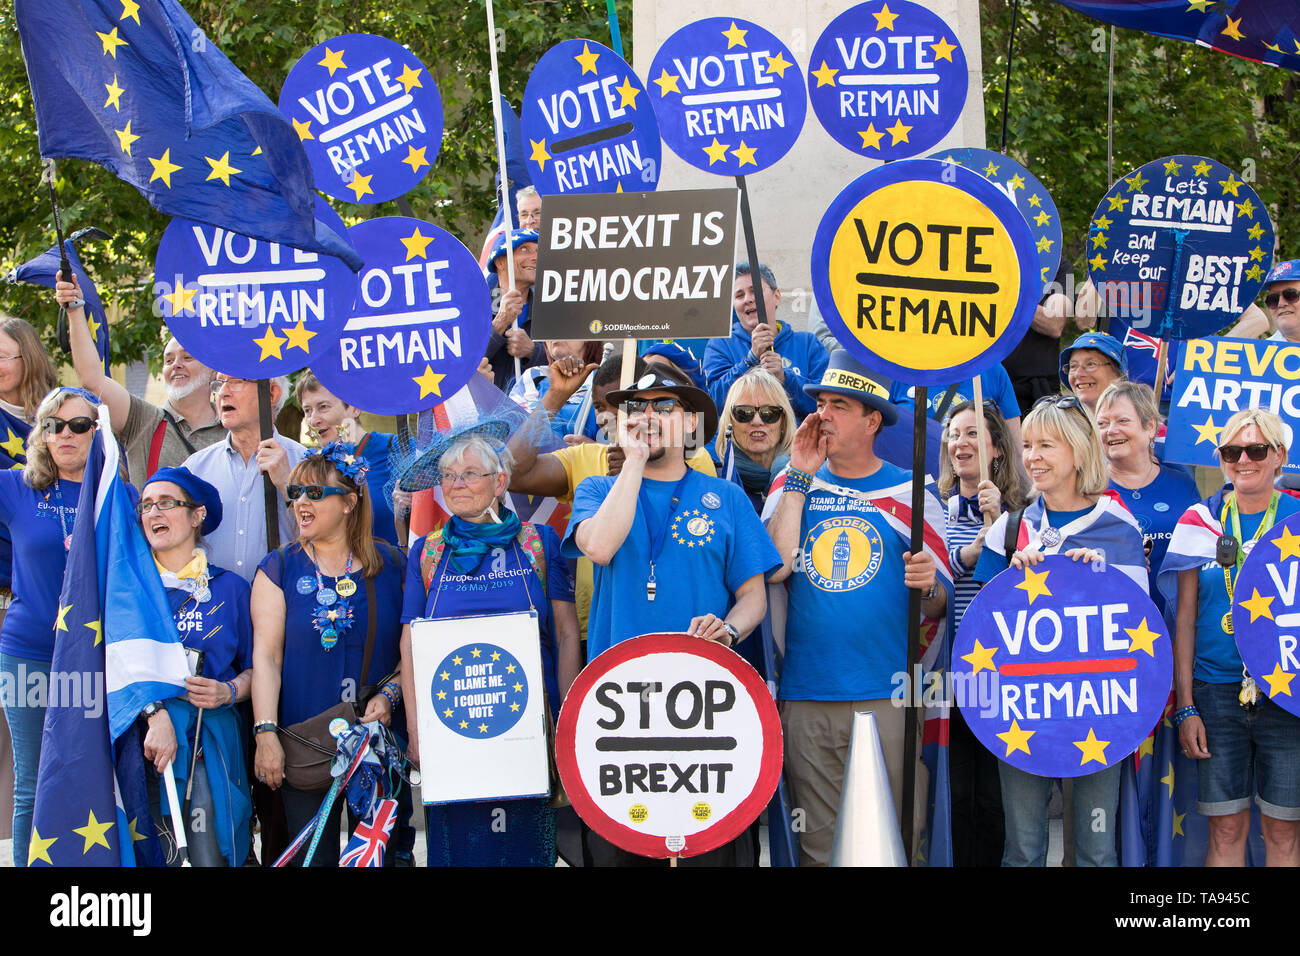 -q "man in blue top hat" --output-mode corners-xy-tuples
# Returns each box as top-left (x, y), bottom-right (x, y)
(764, 349), (949, 866)
(1058, 330), (1128, 413)
(1265, 259), (1300, 343)
(486, 228), (547, 390)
